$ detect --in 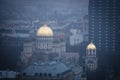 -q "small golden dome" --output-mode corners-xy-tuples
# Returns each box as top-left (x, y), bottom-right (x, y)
(87, 42), (96, 50)
(37, 24), (53, 36)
